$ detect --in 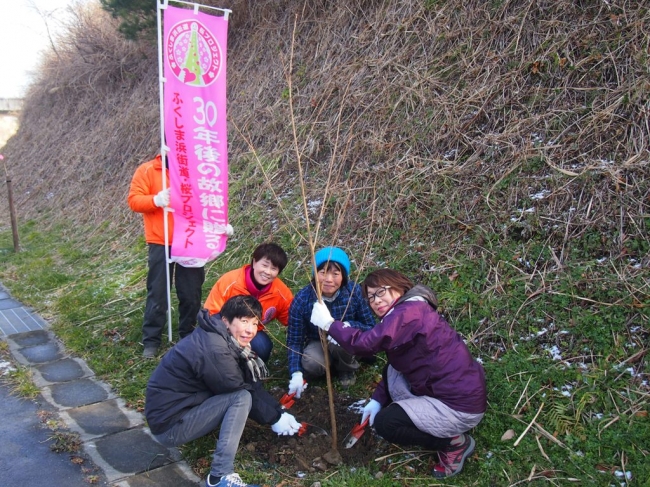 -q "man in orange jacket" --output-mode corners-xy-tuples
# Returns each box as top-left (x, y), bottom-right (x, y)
(204, 243), (293, 362)
(128, 155), (231, 358)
